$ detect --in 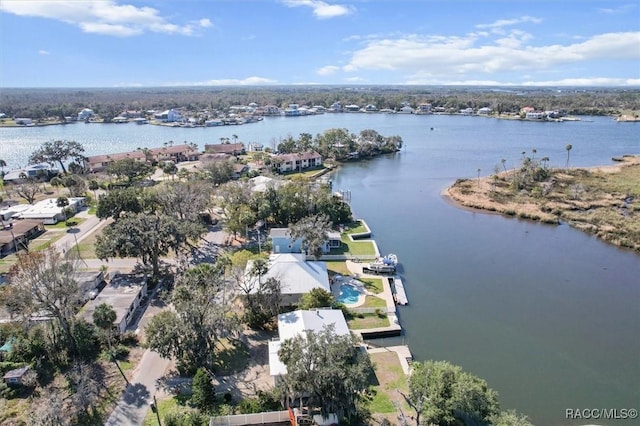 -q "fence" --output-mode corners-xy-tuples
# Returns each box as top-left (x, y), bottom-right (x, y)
(210, 410), (291, 426)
